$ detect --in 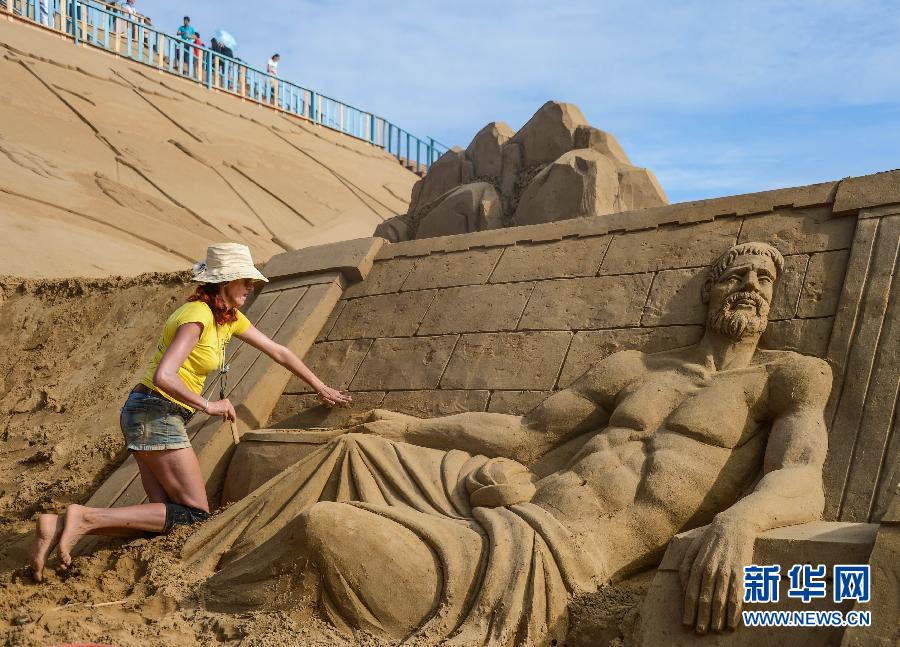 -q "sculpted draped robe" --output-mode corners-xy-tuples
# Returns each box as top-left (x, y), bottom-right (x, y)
(181, 433), (606, 645)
